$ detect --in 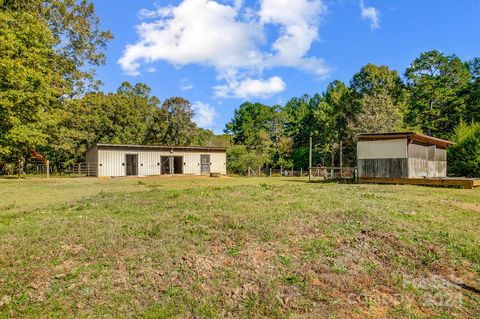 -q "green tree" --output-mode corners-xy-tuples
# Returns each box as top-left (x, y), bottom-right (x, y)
(268, 105), (292, 166)
(144, 106), (169, 145)
(1, 0), (113, 93)
(405, 50), (471, 137)
(47, 82), (161, 166)
(157, 97), (198, 146)
(316, 80), (356, 167)
(225, 102), (275, 168)
(193, 129), (232, 148)
(226, 145), (268, 175)
(226, 102), (274, 145)
(448, 122), (480, 177)
(349, 64), (406, 135)
(283, 94), (321, 150)
(0, 11), (64, 174)
(466, 58), (480, 123)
